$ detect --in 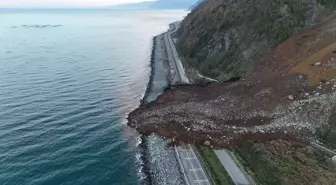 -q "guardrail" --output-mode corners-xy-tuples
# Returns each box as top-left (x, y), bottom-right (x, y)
(311, 142), (336, 155)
